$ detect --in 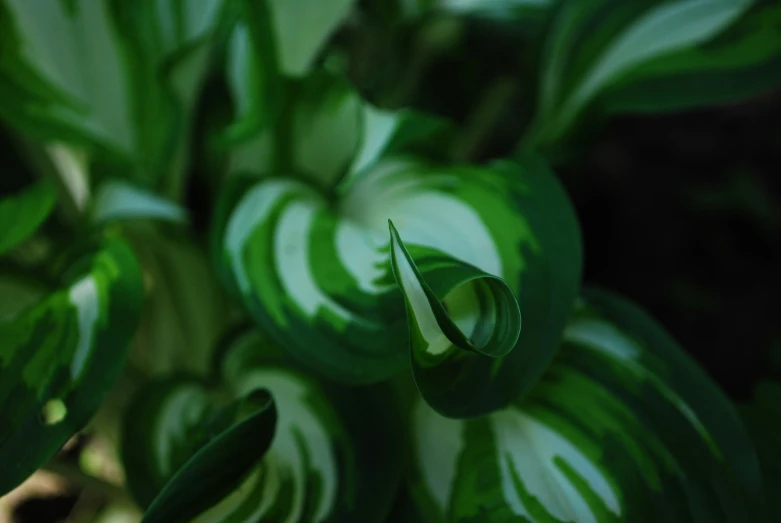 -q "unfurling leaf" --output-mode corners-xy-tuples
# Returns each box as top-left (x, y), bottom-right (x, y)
(214, 153), (581, 417)
(409, 288), (763, 522)
(0, 236), (144, 496)
(389, 220), (521, 417)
